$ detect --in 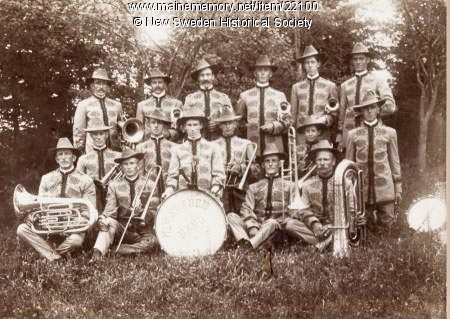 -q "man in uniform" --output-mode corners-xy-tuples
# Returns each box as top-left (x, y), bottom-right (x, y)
(236, 55), (291, 160)
(338, 42), (396, 151)
(346, 90), (402, 229)
(17, 138), (96, 262)
(290, 45), (338, 140)
(212, 105), (255, 213)
(135, 109), (175, 199)
(183, 58), (232, 141)
(91, 149), (157, 257)
(73, 68), (123, 153)
(227, 144), (319, 249)
(163, 107), (225, 199)
(136, 68), (182, 142)
(77, 119), (121, 211)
